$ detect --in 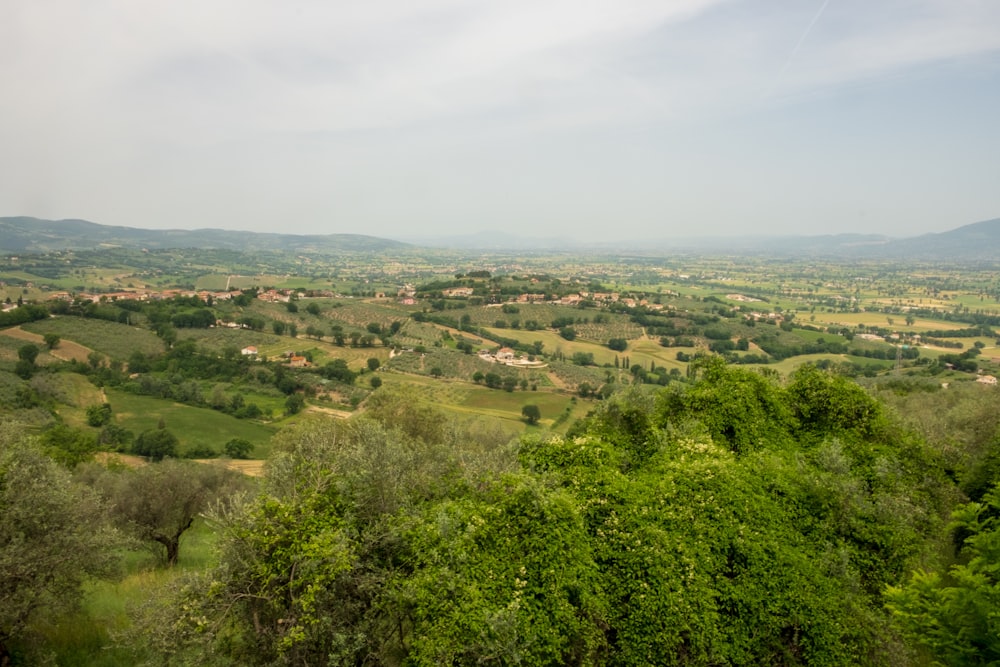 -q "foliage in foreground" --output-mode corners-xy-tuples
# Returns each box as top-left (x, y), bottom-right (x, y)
(886, 485), (1000, 665)
(125, 362), (956, 666)
(0, 423), (121, 663)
